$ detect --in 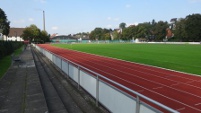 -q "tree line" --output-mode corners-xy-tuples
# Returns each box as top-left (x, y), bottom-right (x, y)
(89, 14), (201, 42)
(1, 7), (201, 42)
